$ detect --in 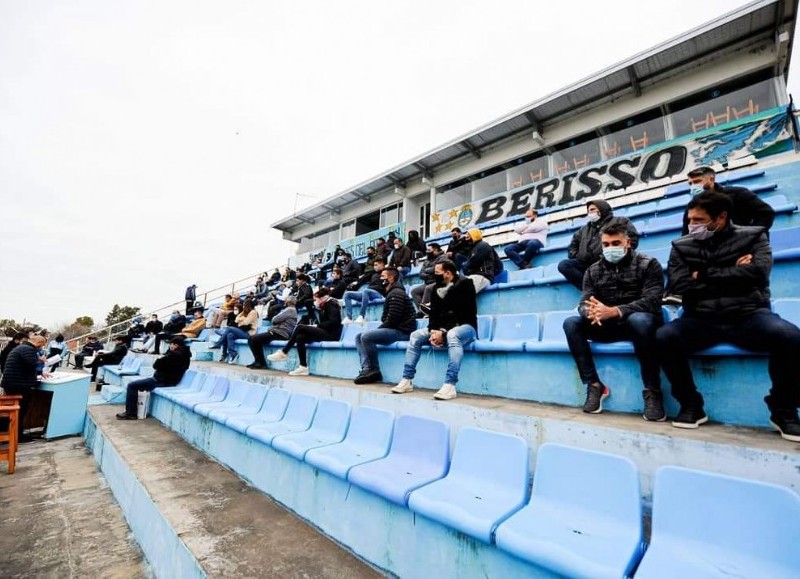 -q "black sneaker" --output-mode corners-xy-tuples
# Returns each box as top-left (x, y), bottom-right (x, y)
(583, 384), (610, 414)
(769, 409), (800, 442)
(642, 389), (666, 422)
(247, 363), (267, 370)
(116, 412), (137, 420)
(671, 406), (708, 429)
(354, 370), (383, 385)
